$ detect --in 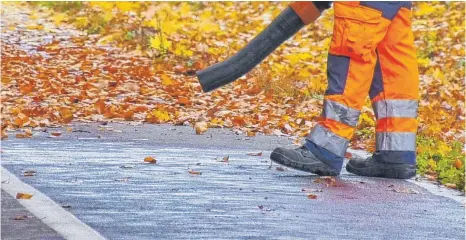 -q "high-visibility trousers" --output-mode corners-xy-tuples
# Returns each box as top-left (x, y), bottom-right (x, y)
(305, 2), (419, 170)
